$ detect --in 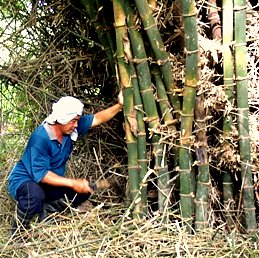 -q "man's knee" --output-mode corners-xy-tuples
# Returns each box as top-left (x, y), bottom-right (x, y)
(17, 181), (45, 215)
